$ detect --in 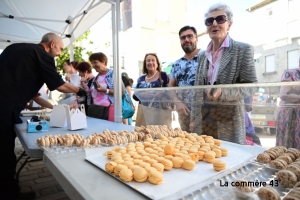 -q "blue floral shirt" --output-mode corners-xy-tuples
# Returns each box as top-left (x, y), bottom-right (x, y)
(170, 50), (203, 108)
(134, 72), (169, 108)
